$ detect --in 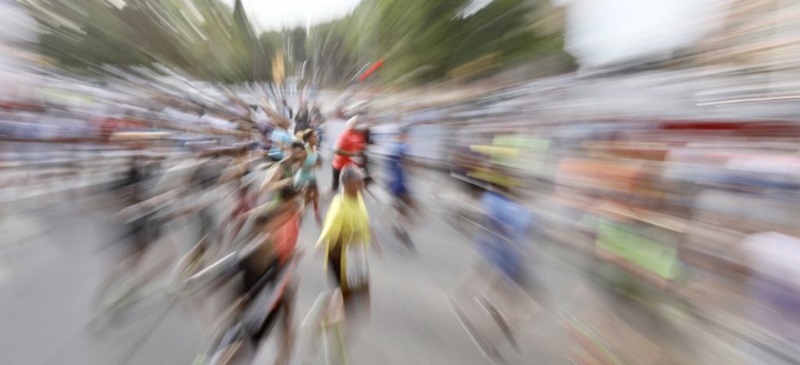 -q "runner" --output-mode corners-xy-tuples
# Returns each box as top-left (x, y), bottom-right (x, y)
(317, 166), (381, 300)
(330, 116), (365, 192)
(242, 184), (303, 365)
(295, 128), (322, 225)
(268, 117), (293, 162)
(93, 154), (172, 313)
(186, 184), (304, 365)
(450, 171), (541, 357)
(476, 181), (534, 292)
(260, 141), (308, 201)
(385, 128), (419, 249)
(311, 104), (325, 145)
